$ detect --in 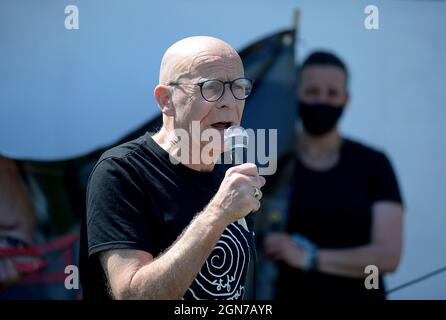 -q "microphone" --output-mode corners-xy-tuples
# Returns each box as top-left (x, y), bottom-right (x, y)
(224, 125), (249, 165)
(224, 125), (251, 229)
